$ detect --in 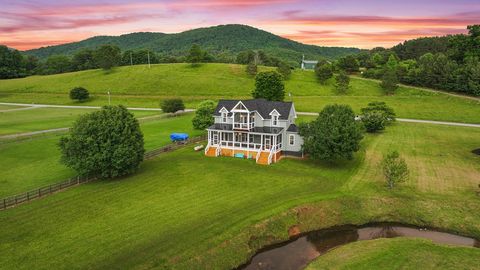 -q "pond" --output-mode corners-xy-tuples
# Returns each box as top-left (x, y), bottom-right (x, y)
(237, 223), (480, 270)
